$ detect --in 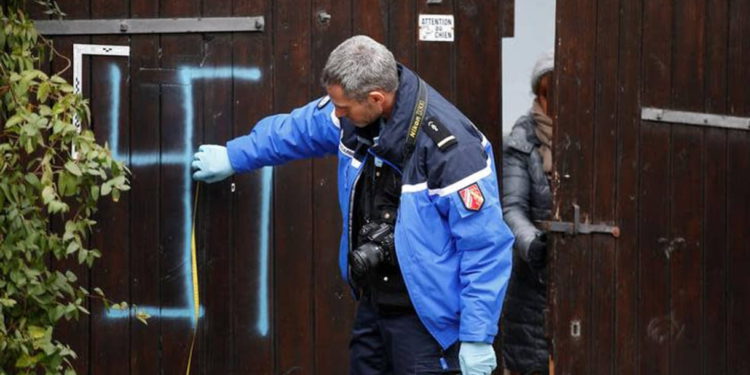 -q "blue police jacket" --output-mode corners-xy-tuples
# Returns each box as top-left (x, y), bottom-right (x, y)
(226, 65), (514, 349)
